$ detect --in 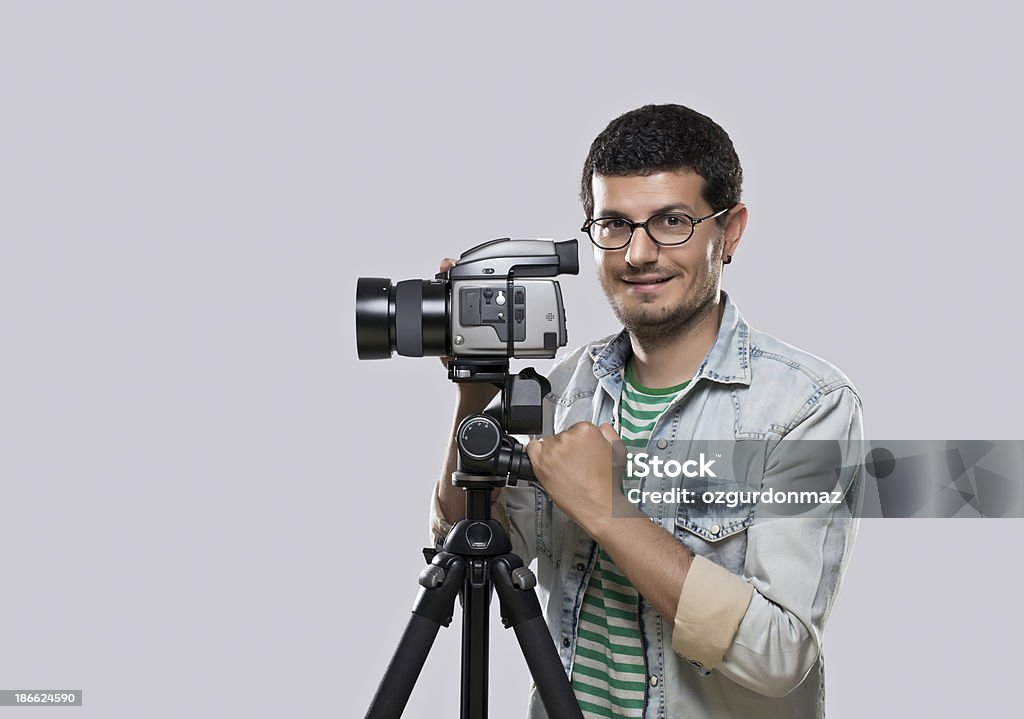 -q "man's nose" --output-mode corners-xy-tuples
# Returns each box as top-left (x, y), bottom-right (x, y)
(625, 225), (660, 266)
